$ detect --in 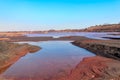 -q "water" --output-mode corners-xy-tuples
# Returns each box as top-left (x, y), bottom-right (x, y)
(0, 41), (95, 80)
(1, 32), (120, 79)
(25, 32), (120, 40)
